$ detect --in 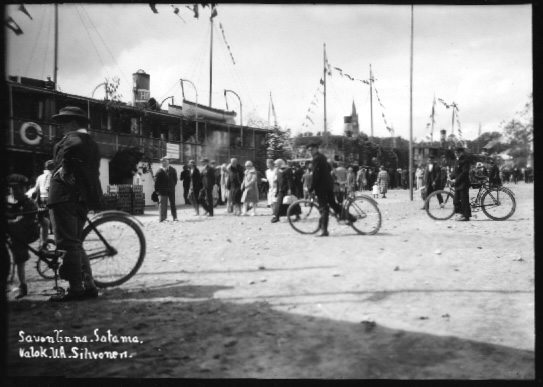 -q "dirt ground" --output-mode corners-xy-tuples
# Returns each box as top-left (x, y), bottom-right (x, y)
(6, 183), (534, 379)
